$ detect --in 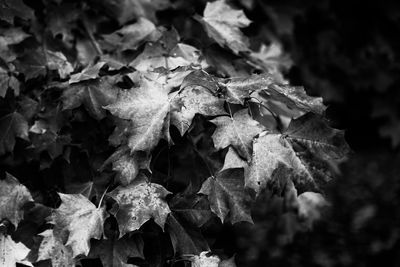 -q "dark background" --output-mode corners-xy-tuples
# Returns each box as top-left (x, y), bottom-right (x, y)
(223, 0), (400, 266)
